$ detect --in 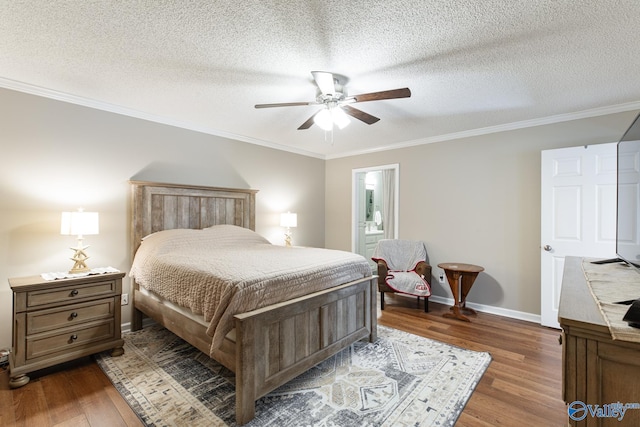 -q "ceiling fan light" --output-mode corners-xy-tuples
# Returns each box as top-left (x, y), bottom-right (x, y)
(332, 107), (350, 129)
(314, 108), (333, 131)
